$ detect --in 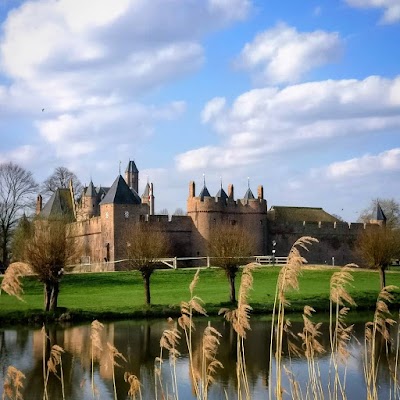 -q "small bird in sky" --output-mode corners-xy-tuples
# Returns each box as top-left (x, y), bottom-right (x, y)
(41, 108), (45, 112)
